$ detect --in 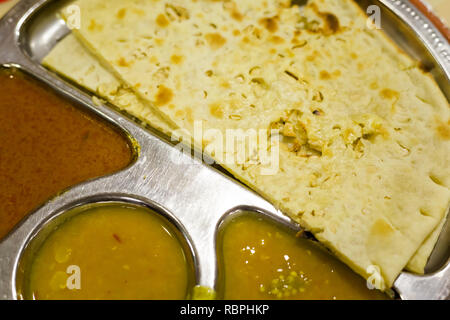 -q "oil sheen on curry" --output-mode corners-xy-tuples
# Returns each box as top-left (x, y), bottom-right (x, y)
(219, 214), (389, 300)
(24, 205), (191, 300)
(0, 69), (132, 239)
